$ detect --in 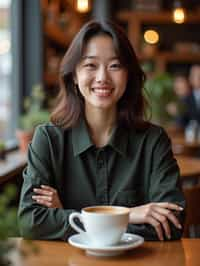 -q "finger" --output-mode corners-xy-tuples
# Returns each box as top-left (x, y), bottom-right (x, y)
(34, 198), (52, 207)
(32, 195), (52, 202)
(156, 202), (183, 211)
(154, 206), (182, 229)
(33, 188), (53, 196)
(151, 211), (171, 239)
(147, 216), (164, 241)
(41, 185), (56, 192)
